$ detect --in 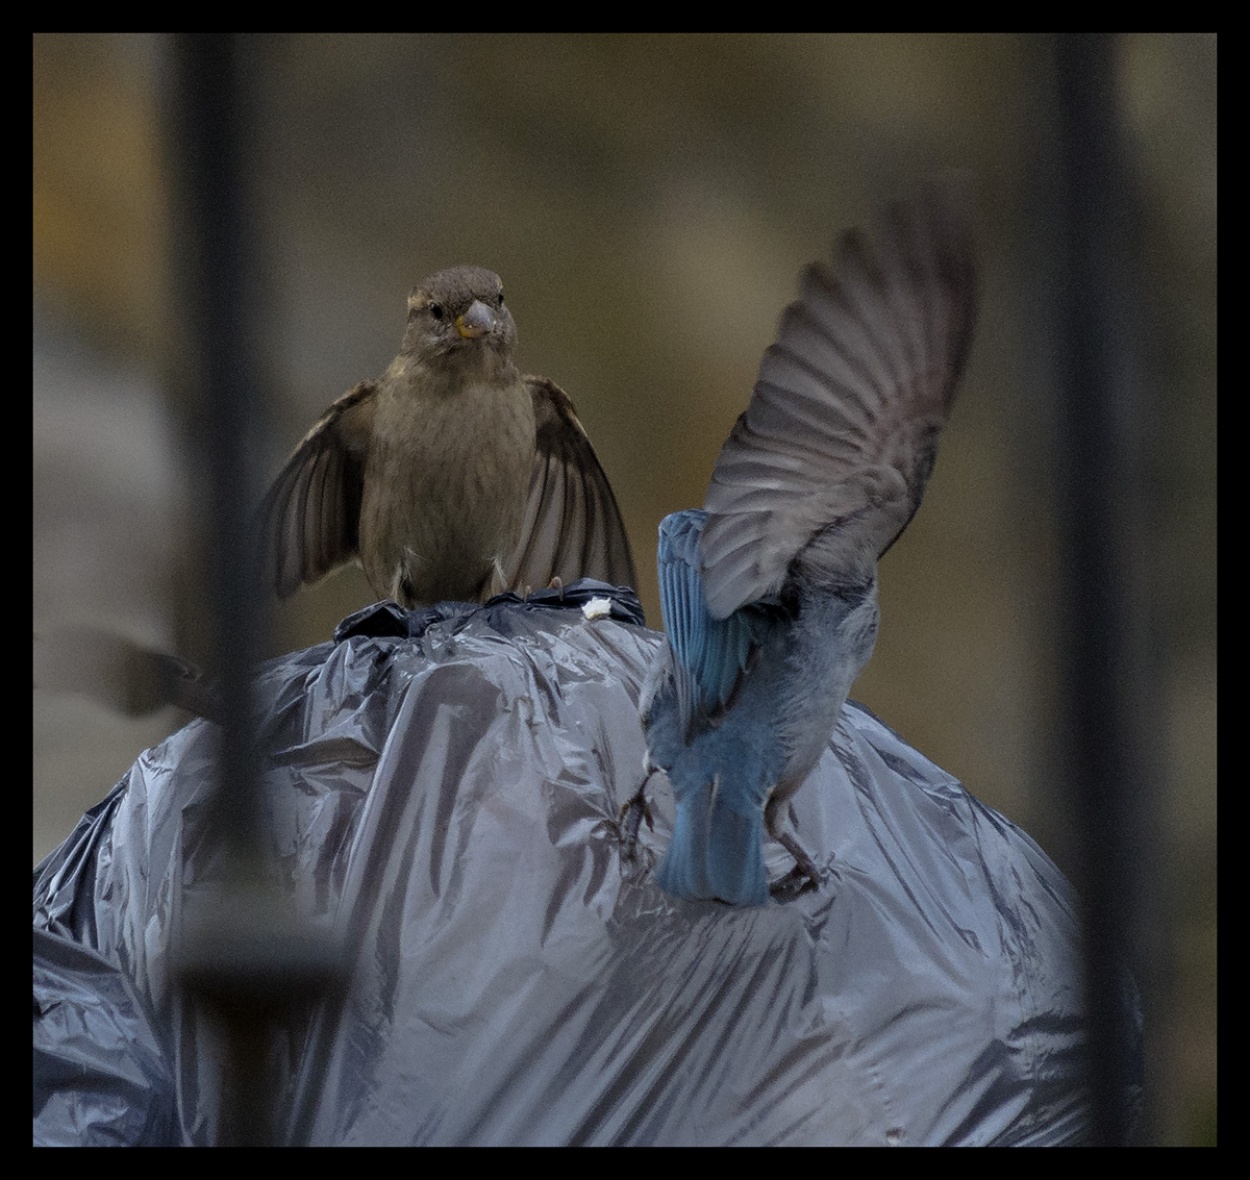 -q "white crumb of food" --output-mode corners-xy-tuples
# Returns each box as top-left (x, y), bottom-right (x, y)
(581, 597), (613, 621)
